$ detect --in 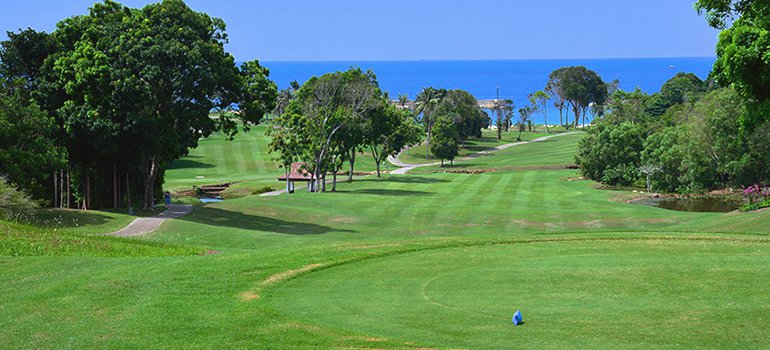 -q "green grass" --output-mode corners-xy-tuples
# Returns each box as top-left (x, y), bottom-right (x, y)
(164, 125), (399, 198)
(411, 132), (584, 174)
(2, 130), (770, 348)
(397, 128), (565, 165)
(0, 209), (200, 257)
